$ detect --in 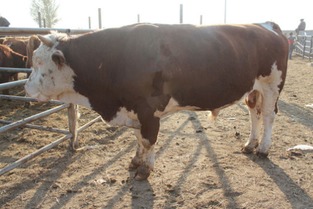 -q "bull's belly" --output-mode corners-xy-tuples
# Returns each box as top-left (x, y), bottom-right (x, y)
(153, 96), (239, 119)
(104, 62), (283, 128)
(107, 107), (140, 128)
